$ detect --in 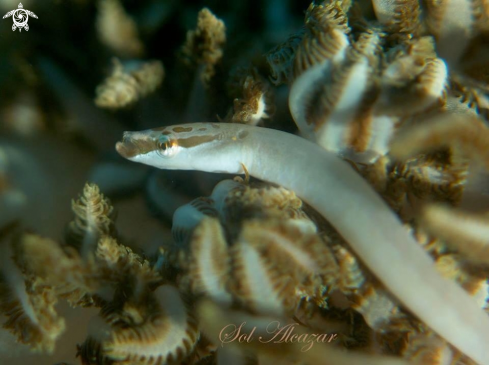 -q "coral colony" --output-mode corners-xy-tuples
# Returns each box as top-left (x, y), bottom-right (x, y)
(1, 1), (489, 365)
